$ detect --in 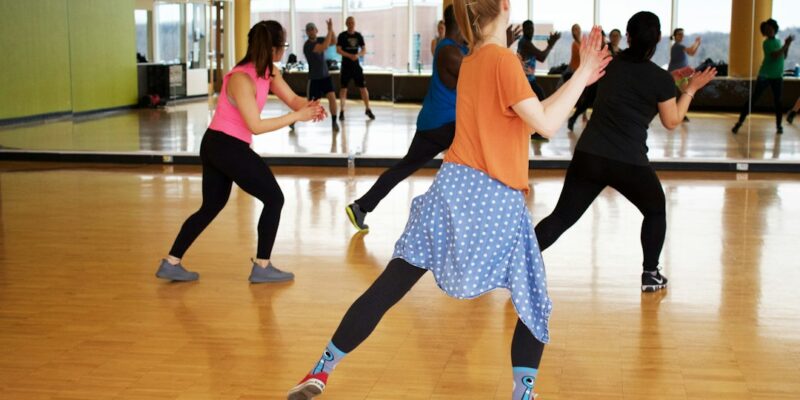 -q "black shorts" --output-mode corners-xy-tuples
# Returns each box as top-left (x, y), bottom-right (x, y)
(340, 65), (366, 88)
(308, 77), (335, 100)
